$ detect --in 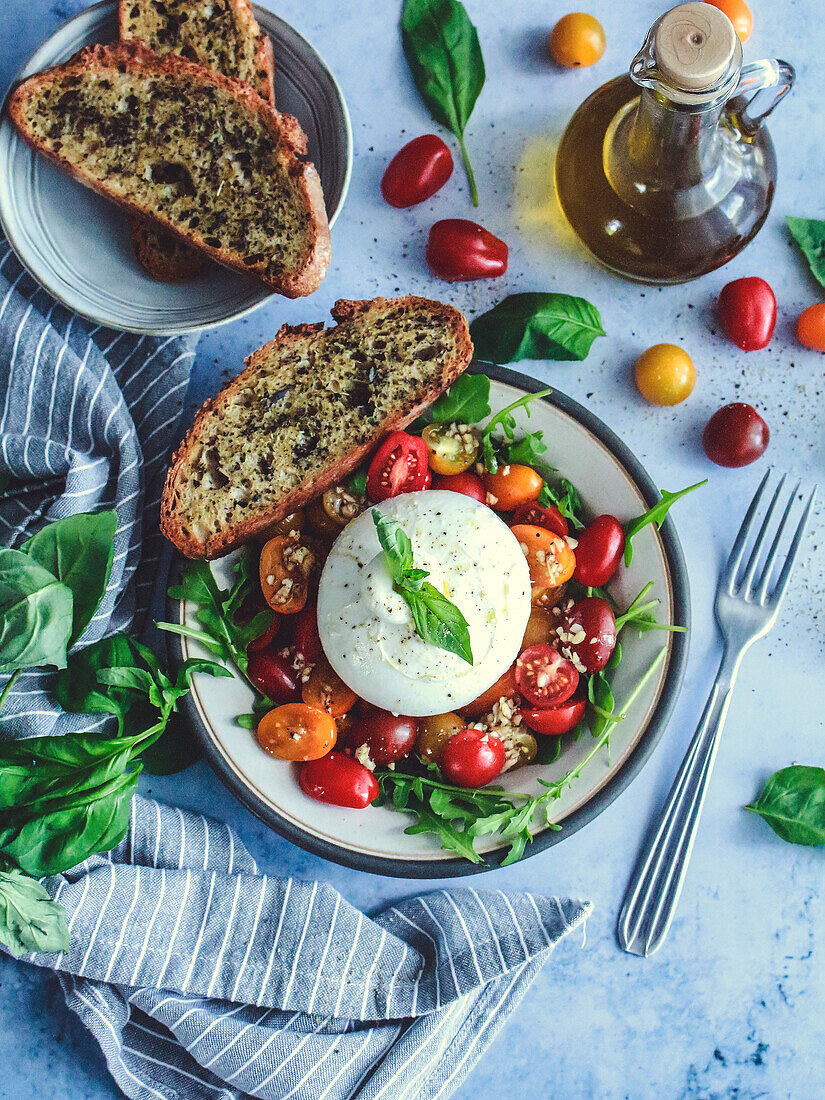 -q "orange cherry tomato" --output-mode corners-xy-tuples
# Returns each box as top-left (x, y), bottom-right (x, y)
(301, 656), (357, 718)
(483, 464), (544, 511)
(704, 0), (753, 42)
(421, 422), (479, 475)
(511, 524), (576, 588)
(796, 304), (825, 351)
(521, 605), (555, 651)
(259, 535), (315, 614)
(256, 702), (336, 761)
(548, 13), (606, 67)
(458, 666), (518, 719)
